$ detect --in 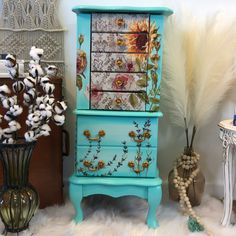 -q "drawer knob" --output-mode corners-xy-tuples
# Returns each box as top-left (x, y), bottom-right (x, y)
(83, 130), (106, 141)
(115, 58), (123, 68)
(128, 130), (151, 143)
(116, 38), (125, 46)
(116, 18), (125, 27)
